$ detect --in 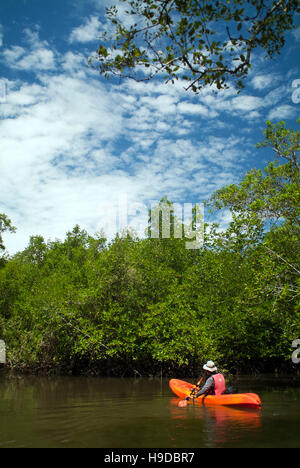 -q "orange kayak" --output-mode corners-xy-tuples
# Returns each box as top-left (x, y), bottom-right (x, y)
(169, 379), (261, 408)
